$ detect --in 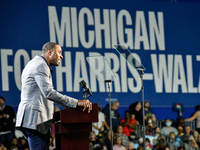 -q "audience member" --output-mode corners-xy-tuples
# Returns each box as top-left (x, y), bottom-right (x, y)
(155, 138), (165, 150)
(105, 129), (115, 150)
(178, 146), (185, 150)
(0, 96), (16, 148)
(93, 107), (109, 136)
(161, 118), (178, 136)
(113, 136), (126, 150)
(168, 132), (176, 150)
(89, 131), (101, 150)
(103, 101), (122, 132)
(192, 130), (199, 143)
(97, 133), (106, 149)
(176, 116), (185, 130)
(145, 138), (153, 150)
(169, 132), (176, 141)
(120, 110), (136, 137)
(181, 125), (192, 143)
(184, 104), (200, 133)
(9, 137), (19, 150)
(190, 135), (199, 148)
(154, 136), (164, 147)
(177, 126), (184, 137)
(129, 102), (143, 125)
(154, 127), (161, 137)
(128, 142), (136, 150)
(115, 125), (129, 148)
(3, 98), (200, 150)
(146, 117), (157, 136)
(18, 137), (29, 150)
(144, 100), (156, 121)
